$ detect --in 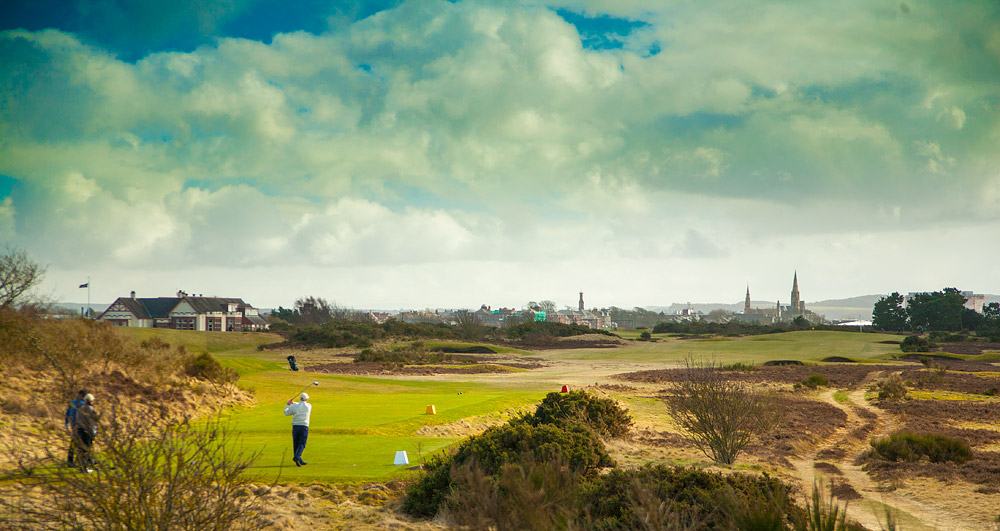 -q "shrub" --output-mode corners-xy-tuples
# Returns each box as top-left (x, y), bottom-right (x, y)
(664, 359), (782, 465)
(803, 374), (828, 389)
(402, 419), (612, 517)
(900, 335), (931, 353)
(870, 431), (972, 464)
(1, 405), (270, 530)
(875, 375), (907, 401)
(579, 465), (799, 530)
(403, 390), (625, 518)
(184, 352), (238, 385)
(638, 330), (652, 341)
(528, 391), (633, 439)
